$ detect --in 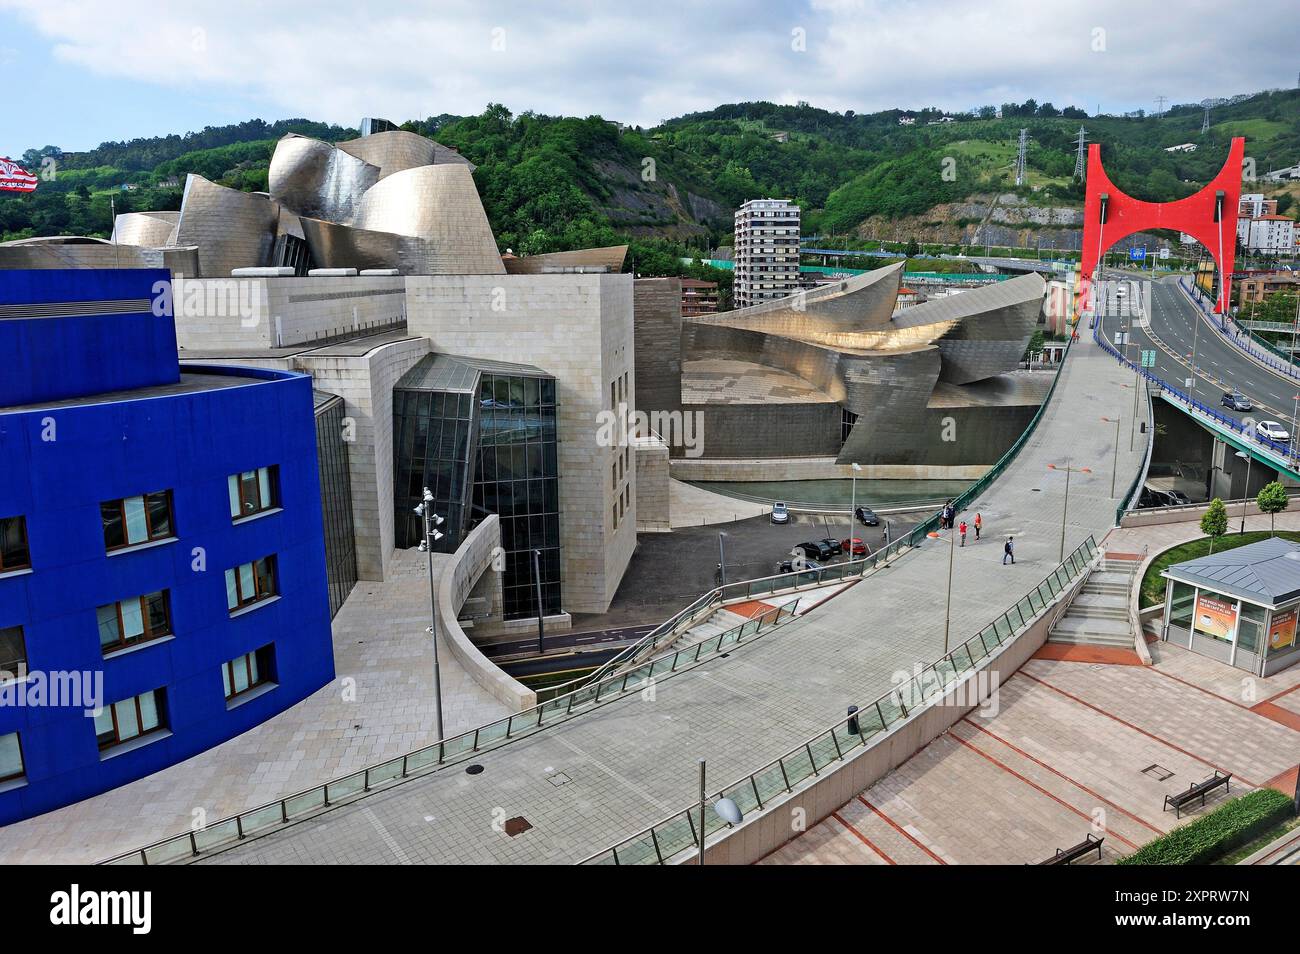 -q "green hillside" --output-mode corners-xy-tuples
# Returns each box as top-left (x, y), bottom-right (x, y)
(3, 89), (1297, 273)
